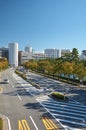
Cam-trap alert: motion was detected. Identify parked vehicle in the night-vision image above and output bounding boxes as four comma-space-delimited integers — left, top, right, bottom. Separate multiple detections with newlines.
4, 79, 9, 83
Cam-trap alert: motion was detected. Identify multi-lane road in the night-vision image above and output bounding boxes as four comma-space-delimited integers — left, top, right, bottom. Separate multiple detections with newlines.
0, 68, 63, 130
27, 71, 86, 106
0, 68, 86, 130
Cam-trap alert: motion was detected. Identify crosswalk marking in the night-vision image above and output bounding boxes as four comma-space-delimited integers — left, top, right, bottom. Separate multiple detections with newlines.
38, 97, 86, 108
37, 95, 86, 129
42, 101, 86, 111
42, 102, 86, 114
42, 117, 58, 130
48, 109, 86, 117
60, 119, 86, 127
18, 120, 30, 130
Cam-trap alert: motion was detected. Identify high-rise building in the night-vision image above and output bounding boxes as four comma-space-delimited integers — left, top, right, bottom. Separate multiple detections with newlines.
25, 46, 32, 53
0, 47, 9, 59
9, 42, 18, 67
44, 49, 61, 59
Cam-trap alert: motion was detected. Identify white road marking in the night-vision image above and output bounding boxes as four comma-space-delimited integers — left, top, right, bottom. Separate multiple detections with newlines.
42, 103, 86, 114
37, 100, 67, 130
6, 116, 11, 130
11, 85, 14, 88
30, 116, 39, 130
17, 94, 22, 101
53, 113, 84, 121
37, 96, 86, 130
48, 109, 86, 117
60, 119, 86, 127
37, 97, 86, 108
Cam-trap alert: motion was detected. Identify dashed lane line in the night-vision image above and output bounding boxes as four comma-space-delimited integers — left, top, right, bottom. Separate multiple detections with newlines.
17, 94, 22, 101
30, 116, 39, 130
11, 85, 14, 88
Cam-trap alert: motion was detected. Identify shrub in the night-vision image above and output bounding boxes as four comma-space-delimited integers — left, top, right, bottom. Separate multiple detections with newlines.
51, 91, 68, 100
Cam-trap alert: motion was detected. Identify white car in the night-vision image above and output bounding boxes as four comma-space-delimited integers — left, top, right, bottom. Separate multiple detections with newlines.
4, 79, 9, 83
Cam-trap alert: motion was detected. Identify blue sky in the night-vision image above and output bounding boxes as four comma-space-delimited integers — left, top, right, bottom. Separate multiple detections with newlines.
0, 0, 86, 54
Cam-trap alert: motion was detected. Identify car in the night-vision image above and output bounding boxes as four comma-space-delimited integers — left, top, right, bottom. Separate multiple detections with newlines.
4, 79, 9, 83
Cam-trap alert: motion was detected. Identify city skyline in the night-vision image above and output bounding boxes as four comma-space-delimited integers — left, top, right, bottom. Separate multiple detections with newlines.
0, 0, 86, 54
0, 42, 84, 55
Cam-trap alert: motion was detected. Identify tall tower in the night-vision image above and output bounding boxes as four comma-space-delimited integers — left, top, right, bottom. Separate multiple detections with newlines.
9, 42, 18, 67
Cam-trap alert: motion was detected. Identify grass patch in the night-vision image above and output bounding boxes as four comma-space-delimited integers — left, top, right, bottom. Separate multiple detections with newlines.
0, 118, 3, 130
50, 91, 68, 100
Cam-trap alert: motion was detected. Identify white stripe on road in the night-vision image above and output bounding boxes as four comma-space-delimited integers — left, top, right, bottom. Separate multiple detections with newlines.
53, 113, 84, 121
37, 97, 86, 108
37, 100, 67, 130
42, 103, 86, 114
37, 97, 86, 129
60, 119, 86, 127
11, 85, 14, 88
17, 94, 22, 101
41, 101, 86, 111
30, 116, 39, 130
48, 109, 86, 117
6, 116, 11, 130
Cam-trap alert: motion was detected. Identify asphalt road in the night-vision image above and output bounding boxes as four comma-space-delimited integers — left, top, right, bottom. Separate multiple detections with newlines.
0, 68, 86, 130
26, 71, 86, 106
26, 71, 86, 130
0, 68, 62, 130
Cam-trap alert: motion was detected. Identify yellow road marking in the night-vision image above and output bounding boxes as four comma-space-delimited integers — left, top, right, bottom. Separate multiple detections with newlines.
42, 117, 59, 130
18, 120, 30, 130
0, 87, 3, 93
18, 121, 23, 130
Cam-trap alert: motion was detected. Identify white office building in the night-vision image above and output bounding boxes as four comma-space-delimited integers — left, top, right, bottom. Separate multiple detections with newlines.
32, 52, 48, 60
25, 46, 32, 53
21, 51, 32, 64
9, 42, 18, 67
44, 49, 61, 58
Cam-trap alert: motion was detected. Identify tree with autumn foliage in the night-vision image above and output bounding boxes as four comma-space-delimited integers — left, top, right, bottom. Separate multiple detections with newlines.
62, 61, 73, 79
23, 48, 86, 84
0, 58, 8, 71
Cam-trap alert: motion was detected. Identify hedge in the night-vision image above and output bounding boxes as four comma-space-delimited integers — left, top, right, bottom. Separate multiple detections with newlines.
50, 91, 68, 100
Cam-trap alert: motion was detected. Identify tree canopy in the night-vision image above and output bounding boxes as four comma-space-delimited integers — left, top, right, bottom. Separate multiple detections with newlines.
23, 48, 86, 83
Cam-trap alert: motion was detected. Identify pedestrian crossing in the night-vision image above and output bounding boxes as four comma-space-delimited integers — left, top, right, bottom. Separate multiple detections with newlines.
36, 96, 86, 130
